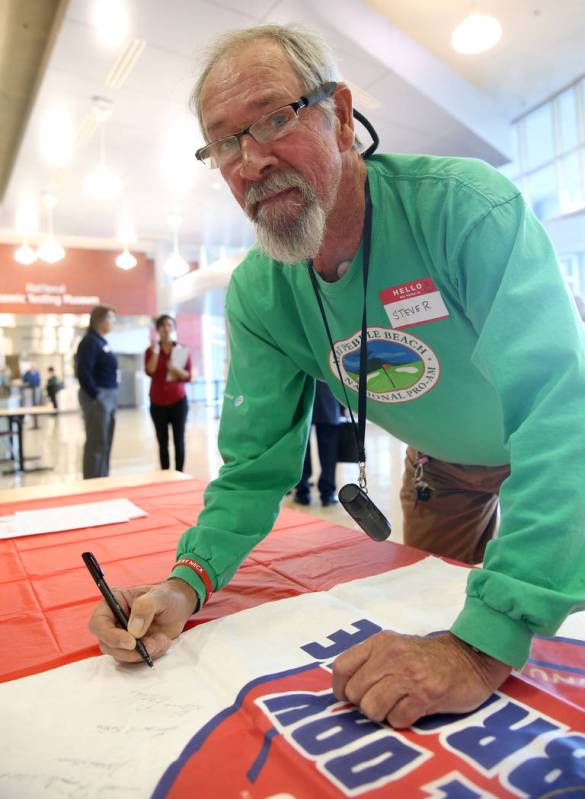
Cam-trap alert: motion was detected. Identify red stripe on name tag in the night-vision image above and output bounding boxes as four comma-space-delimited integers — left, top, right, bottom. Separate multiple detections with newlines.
380, 278, 437, 304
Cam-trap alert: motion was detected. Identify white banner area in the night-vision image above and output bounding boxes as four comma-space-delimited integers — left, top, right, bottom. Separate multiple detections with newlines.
1, 557, 584, 799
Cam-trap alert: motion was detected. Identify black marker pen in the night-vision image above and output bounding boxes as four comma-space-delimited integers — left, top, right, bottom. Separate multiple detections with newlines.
82, 551, 153, 668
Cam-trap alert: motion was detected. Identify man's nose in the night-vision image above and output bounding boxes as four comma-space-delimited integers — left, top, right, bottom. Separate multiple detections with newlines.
238, 135, 277, 180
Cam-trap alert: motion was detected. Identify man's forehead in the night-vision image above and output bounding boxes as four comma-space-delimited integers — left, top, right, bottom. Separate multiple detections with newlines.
200, 41, 303, 133
206, 38, 293, 81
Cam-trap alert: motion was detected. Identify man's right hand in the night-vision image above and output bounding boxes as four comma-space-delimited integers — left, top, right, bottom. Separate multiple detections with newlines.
88, 579, 198, 664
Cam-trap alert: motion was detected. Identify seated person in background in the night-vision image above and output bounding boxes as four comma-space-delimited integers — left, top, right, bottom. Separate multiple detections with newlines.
145, 314, 192, 472
294, 380, 340, 506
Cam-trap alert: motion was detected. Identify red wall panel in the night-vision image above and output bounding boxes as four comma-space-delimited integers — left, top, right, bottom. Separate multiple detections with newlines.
0, 244, 156, 316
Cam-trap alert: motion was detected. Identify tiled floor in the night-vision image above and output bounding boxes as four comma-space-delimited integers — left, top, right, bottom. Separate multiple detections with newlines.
0, 404, 407, 542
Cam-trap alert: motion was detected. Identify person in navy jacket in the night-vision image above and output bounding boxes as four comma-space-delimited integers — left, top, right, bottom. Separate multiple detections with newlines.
76, 305, 118, 479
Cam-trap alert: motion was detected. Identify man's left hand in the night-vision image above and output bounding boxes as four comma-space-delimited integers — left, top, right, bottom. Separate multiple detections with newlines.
332, 630, 512, 728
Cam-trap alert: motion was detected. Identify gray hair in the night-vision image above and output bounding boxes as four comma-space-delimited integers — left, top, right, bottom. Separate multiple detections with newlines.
191, 24, 340, 139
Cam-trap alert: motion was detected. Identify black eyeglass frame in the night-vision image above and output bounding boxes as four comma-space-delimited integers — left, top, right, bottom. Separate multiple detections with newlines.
195, 80, 338, 166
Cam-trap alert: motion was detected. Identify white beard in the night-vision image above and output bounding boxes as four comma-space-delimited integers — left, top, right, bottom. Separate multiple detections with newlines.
255, 200, 326, 263
245, 169, 327, 264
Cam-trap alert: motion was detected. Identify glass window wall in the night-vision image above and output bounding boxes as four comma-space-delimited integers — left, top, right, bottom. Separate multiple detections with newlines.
502, 75, 585, 222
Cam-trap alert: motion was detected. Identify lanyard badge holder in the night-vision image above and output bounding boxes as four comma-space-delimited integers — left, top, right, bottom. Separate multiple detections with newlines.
308, 176, 392, 542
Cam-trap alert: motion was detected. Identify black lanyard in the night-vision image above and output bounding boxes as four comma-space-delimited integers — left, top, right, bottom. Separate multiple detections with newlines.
308, 178, 373, 489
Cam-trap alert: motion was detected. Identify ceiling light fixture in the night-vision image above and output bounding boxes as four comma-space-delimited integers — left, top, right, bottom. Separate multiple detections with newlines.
116, 215, 137, 268
451, 13, 502, 54
39, 107, 75, 168
15, 193, 39, 238
84, 99, 123, 200
162, 116, 198, 194
92, 0, 130, 48
84, 160, 123, 200
116, 215, 136, 244
14, 243, 38, 265
37, 193, 65, 264
75, 110, 101, 152
37, 238, 66, 265
163, 215, 190, 278
115, 249, 137, 270
106, 38, 146, 88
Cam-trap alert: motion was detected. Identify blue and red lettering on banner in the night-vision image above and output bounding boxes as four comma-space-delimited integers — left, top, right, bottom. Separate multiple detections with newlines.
152, 620, 585, 799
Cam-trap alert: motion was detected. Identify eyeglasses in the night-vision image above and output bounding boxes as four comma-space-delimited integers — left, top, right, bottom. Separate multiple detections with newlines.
195, 81, 337, 170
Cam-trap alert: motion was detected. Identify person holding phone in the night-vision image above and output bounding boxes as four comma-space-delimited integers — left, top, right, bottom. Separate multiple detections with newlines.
145, 314, 192, 471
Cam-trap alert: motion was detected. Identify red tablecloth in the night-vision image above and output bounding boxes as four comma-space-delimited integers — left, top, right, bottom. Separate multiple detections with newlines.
1, 478, 583, 713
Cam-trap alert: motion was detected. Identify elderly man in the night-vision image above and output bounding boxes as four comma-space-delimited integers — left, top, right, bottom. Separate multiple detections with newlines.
90, 24, 585, 728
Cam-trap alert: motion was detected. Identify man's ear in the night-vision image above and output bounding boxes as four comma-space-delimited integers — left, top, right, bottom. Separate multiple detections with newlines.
333, 83, 356, 153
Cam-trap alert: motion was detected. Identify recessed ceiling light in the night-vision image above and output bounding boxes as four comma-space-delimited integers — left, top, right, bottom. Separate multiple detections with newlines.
92, 0, 130, 48
451, 13, 502, 55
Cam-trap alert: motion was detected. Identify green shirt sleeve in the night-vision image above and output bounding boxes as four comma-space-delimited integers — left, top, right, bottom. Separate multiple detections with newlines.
172, 269, 315, 599
449, 191, 585, 667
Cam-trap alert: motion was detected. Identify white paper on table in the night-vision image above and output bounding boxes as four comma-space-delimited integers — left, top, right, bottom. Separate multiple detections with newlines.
166, 345, 189, 381
0, 517, 18, 536
0, 498, 146, 539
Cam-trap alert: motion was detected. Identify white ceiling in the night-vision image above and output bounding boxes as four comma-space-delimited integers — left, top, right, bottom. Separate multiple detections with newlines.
367, 0, 585, 119
0, 0, 583, 256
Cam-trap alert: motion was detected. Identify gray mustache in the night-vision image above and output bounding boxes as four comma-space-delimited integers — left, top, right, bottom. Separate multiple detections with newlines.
244, 171, 315, 217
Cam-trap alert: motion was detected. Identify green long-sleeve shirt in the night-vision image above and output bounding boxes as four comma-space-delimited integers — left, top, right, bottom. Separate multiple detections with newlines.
173, 153, 585, 668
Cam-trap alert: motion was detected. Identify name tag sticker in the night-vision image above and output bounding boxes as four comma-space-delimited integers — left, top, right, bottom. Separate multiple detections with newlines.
380, 278, 449, 329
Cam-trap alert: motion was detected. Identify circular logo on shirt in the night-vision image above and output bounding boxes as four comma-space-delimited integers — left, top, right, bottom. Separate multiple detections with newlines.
330, 327, 440, 403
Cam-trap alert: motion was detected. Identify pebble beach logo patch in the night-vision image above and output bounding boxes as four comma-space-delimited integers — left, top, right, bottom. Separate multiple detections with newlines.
331, 327, 440, 404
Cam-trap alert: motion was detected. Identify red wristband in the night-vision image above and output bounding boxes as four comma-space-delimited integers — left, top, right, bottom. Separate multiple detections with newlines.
173, 558, 213, 605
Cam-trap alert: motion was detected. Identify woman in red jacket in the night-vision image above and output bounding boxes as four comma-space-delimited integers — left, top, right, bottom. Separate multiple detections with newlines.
145, 315, 192, 471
